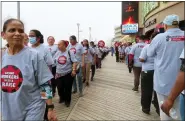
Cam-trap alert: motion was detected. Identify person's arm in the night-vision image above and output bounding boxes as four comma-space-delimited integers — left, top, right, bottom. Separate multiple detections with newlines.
161, 59, 185, 116
139, 46, 147, 62
70, 52, 78, 76
35, 53, 57, 120
147, 35, 161, 57
168, 59, 185, 102
128, 45, 136, 65
81, 46, 86, 67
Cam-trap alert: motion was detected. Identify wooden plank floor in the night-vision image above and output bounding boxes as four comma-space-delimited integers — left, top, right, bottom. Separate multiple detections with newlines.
54, 55, 160, 120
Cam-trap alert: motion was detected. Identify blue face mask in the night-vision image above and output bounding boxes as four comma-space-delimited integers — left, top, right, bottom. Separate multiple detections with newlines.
29, 37, 37, 45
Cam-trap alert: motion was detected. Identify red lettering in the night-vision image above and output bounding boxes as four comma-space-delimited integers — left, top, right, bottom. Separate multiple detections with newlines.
170, 36, 185, 42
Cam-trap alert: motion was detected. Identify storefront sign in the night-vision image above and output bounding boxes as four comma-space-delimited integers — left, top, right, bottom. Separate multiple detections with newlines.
145, 18, 157, 28
122, 24, 138, 34
121, 2, 139, 34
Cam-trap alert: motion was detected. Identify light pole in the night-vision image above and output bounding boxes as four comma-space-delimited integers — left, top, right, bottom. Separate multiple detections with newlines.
89, 27, 91, 41
77, 23, 80, 42
17, 1, 20, 19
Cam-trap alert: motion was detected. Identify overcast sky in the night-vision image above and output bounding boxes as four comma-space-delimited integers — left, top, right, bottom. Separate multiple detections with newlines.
1, 2, 121, 46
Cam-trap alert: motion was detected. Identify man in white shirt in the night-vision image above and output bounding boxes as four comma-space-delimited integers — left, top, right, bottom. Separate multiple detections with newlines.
147, 14, 184, 120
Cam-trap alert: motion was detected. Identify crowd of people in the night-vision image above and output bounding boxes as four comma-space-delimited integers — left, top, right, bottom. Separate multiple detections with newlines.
1, 18, 110, 120
1, 14, 184, 121
113, 14, 184, 121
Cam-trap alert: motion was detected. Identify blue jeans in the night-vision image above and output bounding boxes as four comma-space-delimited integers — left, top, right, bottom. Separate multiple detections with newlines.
125, 55, 128, 65
180, 94, 185, 121
73, 67, 83, 93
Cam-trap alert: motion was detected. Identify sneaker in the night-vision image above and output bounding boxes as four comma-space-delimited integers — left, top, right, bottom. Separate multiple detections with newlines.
86, 82, 89, 87
72, 90, 77, 94
132, 87, 138, 91
79, 92, 83, 97
91, 77, 94, 81
142, 109, 150, 115
65, 102, 70, 107
59, 98, 64, 104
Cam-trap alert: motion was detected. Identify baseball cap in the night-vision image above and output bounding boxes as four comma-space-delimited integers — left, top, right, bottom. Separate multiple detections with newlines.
163, 14, 179, 26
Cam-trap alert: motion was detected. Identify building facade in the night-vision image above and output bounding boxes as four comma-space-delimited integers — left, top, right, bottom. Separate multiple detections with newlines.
114, 25, 123, 42
139, 2, 184, 37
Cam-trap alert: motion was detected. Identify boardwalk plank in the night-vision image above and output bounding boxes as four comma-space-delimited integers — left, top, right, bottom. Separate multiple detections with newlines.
54, 55, 160, 120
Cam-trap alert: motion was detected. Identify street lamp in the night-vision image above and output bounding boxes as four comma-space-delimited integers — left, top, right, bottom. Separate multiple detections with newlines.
89, 27, 91, 41
17, 1, 20, 19
77, 23, 80, 42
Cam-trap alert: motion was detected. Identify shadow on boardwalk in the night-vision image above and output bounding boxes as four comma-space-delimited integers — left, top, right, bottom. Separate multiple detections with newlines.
54, 55, 160, 120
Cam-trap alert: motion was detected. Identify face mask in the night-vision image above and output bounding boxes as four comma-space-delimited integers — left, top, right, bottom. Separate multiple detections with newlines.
29, 37, 37, 45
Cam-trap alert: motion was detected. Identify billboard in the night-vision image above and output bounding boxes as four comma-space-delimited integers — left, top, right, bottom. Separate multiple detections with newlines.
121, 2, 139, 34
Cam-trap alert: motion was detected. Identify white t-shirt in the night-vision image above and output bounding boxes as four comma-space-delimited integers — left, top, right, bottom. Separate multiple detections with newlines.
46, 44, 58, 67
97, 47, 103, 58
1, 47, 53, 120
68, 43, 85, 64
129, 42, 147, 67
53, 50, 77, 74
139, 44, 154, 71
46, 44, 58, 57
31, 44, 54, 66
83, 47, 95, 63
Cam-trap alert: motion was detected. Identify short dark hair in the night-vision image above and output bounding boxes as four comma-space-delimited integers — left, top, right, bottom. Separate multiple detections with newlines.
70, 35, 77, 41
139, 35, 146, 40
150, 32, 159, 40
30, 29, 44, 43
3, 18, 24, 32
90, 41, 94, 45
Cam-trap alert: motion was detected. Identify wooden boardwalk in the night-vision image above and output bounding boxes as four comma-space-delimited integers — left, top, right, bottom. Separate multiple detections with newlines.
54, 55, 160, 120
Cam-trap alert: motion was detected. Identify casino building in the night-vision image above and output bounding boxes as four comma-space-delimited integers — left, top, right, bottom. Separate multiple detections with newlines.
139, 2, 184, 38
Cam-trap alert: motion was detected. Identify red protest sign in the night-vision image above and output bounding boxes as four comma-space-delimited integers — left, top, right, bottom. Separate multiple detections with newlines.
98, 40, 105, 48
114, 42, 120, 47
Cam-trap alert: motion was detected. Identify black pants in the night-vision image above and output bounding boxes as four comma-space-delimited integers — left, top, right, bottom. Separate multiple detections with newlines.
141, 70, 154, 112
44, 104, 48, 121
116, 52, 119, 62
91, 65, 96, 79
152, 91, 160, 115
57, 73, 74, 103
51, 66, 57, 94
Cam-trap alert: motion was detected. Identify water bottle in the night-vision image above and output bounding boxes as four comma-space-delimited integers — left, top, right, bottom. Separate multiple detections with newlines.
160, 101, 179, 120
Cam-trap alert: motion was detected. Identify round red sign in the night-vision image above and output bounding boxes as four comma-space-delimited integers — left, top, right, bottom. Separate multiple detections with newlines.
1, 65, 23, 93
114, 42, 120, 47
98, 40, 105, 48
58, 56, 67, 65
70, 48, 76, 54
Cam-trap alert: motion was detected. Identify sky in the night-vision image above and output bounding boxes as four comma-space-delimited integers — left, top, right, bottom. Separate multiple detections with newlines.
1, 2, 121, 47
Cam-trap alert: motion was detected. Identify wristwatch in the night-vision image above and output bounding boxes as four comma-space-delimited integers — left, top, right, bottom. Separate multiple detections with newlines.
47, 104, 54, 110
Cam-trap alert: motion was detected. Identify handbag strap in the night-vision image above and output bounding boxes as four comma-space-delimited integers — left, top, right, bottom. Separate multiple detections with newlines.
68, 51, 73, 64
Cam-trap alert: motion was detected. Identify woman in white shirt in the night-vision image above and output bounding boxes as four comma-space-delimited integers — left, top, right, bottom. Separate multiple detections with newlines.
29, 30, 54, 69
53, 40, 77, 107
1, 18, 57, 121
82, 39, 95, 86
